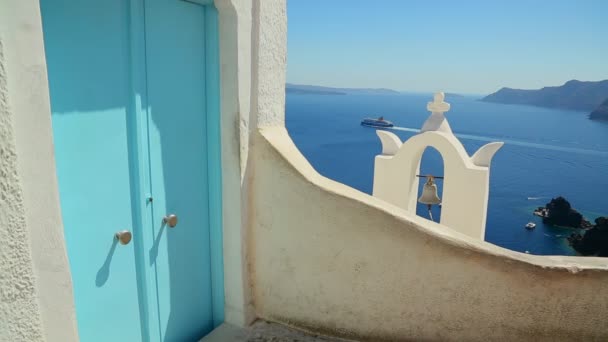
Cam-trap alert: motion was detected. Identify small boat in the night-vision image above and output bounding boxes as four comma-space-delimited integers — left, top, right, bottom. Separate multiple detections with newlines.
525, 222, 536, 230
361, 116, 394, 128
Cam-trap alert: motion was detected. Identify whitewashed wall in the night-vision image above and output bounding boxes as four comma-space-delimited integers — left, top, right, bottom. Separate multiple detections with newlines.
252, 127, 608, 341
214, 0, 255, 327
0, 1, 78, 341
215, 0, 288, 326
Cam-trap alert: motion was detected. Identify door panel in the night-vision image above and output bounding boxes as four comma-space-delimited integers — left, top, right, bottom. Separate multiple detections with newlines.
144, 1, 214, 340
41, 1, 145, 341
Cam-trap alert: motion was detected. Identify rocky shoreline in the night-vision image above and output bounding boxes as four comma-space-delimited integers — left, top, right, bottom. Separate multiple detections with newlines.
532, 197, 608, 256
589, 98, 608, 120
568, 217, 608, 257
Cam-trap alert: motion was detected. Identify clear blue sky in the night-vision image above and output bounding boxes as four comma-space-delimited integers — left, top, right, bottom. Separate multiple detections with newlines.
287, 0, 608, 94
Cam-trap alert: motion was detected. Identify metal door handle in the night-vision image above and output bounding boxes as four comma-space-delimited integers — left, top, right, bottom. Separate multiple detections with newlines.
115, 230, 132, 245
163, 214, 178, 228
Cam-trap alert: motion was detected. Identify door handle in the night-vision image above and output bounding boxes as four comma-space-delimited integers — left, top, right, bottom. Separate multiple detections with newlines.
163, 214, 178, 228
115, 230, 132, 245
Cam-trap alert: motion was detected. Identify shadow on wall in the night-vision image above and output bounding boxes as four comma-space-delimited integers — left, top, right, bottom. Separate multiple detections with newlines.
95, 239, 118, 287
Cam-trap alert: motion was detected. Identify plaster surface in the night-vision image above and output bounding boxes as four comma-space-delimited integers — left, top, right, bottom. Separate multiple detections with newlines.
251, 126, 608, 341
251, 0, 287, 128
0, 1, 84, 340
0, 37, 44, 342
215, 0, 256, 327
214, 0, 287, 327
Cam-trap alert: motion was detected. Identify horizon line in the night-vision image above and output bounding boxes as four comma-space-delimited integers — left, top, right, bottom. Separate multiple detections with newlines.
286, 78, 608, 97
285, 83, 487, 96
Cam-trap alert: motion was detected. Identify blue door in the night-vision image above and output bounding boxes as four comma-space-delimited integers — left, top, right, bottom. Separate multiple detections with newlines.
41, 0, 223, 340
144, 0, 219, 340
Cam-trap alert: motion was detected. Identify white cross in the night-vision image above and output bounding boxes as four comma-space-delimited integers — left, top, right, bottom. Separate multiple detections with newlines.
421, 92, 453, 133
427, 92, 450, 114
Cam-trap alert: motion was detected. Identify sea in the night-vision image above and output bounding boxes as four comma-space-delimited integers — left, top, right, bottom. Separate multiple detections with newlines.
286, 93, 608, 256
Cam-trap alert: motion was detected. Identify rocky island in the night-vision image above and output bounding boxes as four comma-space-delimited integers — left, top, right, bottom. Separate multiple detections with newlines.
568, 217, 608, 256
589, 97, 608, 120
481, 80, 608, 120
533, 196, 592, 228
534, 197, 608, 256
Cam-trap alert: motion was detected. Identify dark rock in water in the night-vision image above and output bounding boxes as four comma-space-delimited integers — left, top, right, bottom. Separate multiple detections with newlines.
541, 196, 591, 228
481, 79, 608, 112
589, 98, 608, 120
569, 217, 608, 257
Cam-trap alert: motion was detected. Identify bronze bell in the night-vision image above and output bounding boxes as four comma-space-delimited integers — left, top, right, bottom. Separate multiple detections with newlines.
418, 175, 441, 205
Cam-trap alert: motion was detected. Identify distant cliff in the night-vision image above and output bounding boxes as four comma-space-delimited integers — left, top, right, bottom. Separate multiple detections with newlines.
589, 98, 608, 120
481, 80, 608, 112
286, 87, 346, 95
445, 93, 464, 98
286, 83, 400, 95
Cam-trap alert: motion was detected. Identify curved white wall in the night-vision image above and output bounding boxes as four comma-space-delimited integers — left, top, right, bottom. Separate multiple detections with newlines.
251, 127, 608, 341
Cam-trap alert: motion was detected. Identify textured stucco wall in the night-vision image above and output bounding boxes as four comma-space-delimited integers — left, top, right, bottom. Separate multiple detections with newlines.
251, 0, 287, 128
251, 127, 608, 341
0, 37, 44, 342
213, 0, 287, 327
0, 1, 78, 341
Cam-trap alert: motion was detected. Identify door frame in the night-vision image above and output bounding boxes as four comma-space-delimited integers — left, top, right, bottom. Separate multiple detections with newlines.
203, 4, 225, 329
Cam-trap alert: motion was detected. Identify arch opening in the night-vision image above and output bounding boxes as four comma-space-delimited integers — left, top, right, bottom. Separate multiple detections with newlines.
416, 146, 445, 222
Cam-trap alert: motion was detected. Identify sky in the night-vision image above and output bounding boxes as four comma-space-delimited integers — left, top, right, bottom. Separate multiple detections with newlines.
286, 0, 608, 94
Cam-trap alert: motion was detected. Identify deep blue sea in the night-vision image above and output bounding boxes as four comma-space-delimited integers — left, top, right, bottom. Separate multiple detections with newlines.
286, 93, 608, 255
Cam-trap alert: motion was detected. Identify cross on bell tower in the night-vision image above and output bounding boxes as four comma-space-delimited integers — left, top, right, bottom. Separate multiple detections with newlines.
421, 92, 452, 133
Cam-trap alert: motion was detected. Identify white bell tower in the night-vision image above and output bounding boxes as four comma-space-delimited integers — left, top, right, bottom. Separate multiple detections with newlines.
372, 92, 503, 240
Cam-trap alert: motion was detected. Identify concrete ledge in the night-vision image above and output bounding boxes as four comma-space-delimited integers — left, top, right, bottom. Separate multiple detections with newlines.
201, 321, 345, 342
200, 323, 248, 342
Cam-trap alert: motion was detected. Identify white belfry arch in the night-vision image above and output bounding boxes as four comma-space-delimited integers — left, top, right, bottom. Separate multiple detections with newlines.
372, 92, 503, 239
